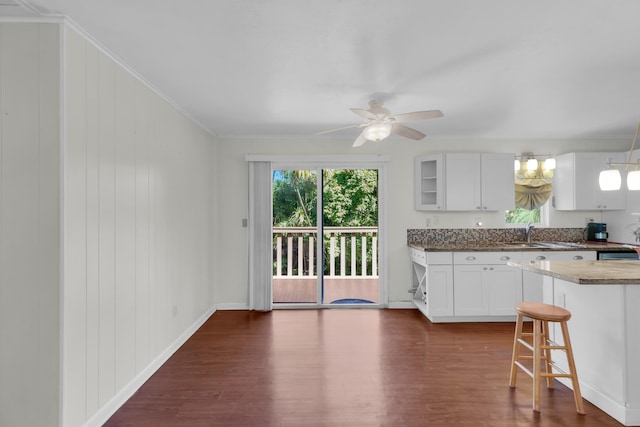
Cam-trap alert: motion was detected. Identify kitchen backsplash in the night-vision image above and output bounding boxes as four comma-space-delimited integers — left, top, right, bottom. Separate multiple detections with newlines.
407, 227, 586, 245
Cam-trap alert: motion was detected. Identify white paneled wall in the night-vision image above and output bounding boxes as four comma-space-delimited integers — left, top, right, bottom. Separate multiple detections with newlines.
63, 27, 216, 426
0, 23, 61, 427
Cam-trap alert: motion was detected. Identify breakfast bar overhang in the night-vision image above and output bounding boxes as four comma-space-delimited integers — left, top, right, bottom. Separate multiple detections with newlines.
508, 260, 640, 426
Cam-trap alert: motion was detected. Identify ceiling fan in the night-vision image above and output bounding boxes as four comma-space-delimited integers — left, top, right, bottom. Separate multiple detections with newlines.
317, 100, 444, 147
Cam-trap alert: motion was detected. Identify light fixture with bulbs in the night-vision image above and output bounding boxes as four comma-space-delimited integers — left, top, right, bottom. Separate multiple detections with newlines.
514, 153, 556, 171
363, 122, 392, 142
599, 123, 640, 191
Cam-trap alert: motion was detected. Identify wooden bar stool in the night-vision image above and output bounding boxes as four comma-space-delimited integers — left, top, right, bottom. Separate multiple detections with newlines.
509, 301, 585, 414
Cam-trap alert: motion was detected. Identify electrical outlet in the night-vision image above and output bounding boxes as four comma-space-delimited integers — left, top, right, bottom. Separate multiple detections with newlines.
585, 217, 594, 226
425, 216, 432, 227
433, 216, 440, 225
474, 216, 483, 227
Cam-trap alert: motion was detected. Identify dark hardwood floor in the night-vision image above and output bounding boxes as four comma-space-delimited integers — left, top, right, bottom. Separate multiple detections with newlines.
104, 309, 623, 426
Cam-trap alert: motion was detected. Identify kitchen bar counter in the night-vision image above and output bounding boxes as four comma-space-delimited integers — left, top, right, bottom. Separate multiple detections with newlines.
508, 260, 640, 426
508, 260, 640, 284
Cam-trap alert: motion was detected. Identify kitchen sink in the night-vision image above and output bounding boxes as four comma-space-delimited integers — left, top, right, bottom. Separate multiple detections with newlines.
503, 241, 587, 249
504, 242, 551, 248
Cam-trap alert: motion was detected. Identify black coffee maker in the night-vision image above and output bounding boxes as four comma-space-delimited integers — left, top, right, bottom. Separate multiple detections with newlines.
587, 222, 608, 242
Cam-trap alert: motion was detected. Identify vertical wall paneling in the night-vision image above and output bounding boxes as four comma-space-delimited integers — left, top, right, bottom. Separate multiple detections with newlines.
63, 27, 88, 427
134, 83, 151, 371
36, 23, 62, 425
97, 50, 116, 406
84, 40, 100, 417
0, 23, 61, 427
113, 65, 136, 391
61, 25, 216, 426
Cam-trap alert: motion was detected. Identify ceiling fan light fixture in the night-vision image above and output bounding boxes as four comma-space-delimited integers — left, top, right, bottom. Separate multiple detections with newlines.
599, 169, 622, 191
363, 122, 392, 141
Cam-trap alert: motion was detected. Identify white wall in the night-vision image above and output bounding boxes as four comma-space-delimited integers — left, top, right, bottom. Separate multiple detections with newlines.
217, 136, 628, 306
0, 23, 61, 427
62, 27, 217, 426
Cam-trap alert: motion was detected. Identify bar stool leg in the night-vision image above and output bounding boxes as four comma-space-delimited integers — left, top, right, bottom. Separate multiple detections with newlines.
560, 321, 585, 415
533, 319, 542, 412
509, 313, 524, 387
542, 320, 554, 389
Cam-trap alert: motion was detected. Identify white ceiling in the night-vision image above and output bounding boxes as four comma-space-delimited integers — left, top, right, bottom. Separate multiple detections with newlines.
7, 0, 640, 141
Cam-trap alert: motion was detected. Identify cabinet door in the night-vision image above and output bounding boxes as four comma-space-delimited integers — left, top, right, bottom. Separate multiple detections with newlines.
426, 265, 454, 317
486, 265, 523, 315
481, 153, 515, 211
521, 251, 549, 302
415, 154, 444, 210
521, 251, 596, 302
453, 265, 486, 315
445, 153, 481, 210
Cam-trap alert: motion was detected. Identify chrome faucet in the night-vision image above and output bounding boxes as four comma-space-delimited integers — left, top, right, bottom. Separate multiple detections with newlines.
526, 223, 535, 243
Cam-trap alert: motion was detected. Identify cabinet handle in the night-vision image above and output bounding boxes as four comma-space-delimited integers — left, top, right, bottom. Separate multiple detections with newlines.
500, 256, 510, 261
483, 206, 487, 210
466, 256, 476, 261
476, 206, 481, 210
573, 255, 583, 260
535, 256, 546, 260
489, 267, 494, 270
483, 267, 487, 270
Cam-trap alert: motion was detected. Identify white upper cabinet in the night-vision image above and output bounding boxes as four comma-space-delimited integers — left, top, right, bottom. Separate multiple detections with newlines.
445, 153, 515, 211
553, 152, 627, 210
415, 154, 445, 210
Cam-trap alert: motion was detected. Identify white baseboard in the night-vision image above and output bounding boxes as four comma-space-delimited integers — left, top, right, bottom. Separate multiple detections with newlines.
82, 306, 216, 427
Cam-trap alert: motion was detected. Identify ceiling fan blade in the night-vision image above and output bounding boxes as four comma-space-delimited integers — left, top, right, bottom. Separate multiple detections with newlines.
391, 110, 444, 123
352, 131, 368, 147
316, 123, 362, 135
391, 124, 426, 141
350, 108, 377, 120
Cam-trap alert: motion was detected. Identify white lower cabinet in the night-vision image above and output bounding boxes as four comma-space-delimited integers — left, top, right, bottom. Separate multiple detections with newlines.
409, 249, 453, 320
410, 248, 596, 323
453, 252, 522, 317
521, 251, 596, 303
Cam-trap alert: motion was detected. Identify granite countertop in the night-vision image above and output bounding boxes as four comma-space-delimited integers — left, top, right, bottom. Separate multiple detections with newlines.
408, 241, 638, 252
508, 260, 640, 285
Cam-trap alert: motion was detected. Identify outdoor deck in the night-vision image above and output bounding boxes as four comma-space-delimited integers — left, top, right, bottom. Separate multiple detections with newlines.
273, 277, 379, 304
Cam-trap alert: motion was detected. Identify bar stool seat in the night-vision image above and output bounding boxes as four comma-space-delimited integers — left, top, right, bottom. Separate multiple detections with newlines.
509, 301, 585, 414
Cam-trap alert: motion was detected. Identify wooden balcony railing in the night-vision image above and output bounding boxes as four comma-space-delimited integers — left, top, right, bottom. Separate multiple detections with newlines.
273, 226, 378, 279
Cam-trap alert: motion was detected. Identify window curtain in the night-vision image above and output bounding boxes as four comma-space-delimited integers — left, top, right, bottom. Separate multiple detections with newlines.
248, 161, 273, 311
515, 164, 553, 210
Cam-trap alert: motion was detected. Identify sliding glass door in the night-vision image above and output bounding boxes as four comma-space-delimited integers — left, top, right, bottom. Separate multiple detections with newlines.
272, 168, 379, 306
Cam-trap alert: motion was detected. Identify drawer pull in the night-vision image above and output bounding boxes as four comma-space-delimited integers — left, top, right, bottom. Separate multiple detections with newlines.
500, 256, 510, 261
573, 255, 583, 260
535, 256, 546, 260
466, 256, 476, 261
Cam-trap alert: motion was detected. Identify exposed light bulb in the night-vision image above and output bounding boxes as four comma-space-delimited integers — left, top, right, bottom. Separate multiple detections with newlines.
599, 169, 622, 191
543, 158, 556, 170
514, 159, 520, 171
526, 158, 538, 171
363, 123, 392, 141
627, 170, 640, 190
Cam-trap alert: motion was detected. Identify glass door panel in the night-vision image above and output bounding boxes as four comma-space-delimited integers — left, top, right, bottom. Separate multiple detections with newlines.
322, 169, 379, 305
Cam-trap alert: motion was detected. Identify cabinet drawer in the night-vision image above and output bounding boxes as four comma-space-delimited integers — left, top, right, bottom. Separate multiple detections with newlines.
521, 250, 596, 262
453, 251, 521, 265
426, 252, 452, 265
